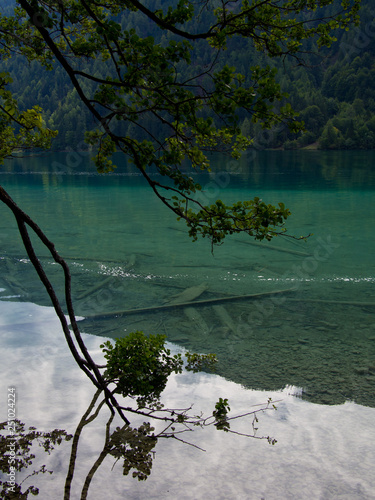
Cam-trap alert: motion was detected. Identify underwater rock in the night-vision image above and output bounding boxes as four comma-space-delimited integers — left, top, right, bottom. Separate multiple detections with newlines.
354, 367, 368, 375
298, 338, 309, 345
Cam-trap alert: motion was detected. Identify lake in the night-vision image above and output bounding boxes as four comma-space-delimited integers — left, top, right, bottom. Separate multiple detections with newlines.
0, 150, 375, 499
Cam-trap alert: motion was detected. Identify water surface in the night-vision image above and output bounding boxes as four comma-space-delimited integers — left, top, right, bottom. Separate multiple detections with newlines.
1, 150, 374, 406
1, 150, 375, 498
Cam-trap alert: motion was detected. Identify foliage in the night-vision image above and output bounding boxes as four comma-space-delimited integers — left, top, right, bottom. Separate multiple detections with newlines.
212, 397, 231, 432
262, 0, 375, 150
101, 331, 217, 406
101, 331, 184, 406
183, 197, 292, 245
109, 422, 157, 481
0, 420, 72, 498
0, 71, 57, 163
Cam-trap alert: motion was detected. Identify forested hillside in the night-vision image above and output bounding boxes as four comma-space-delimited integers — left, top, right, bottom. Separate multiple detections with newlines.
1, 0, 374, 150
279, 0, 375, 150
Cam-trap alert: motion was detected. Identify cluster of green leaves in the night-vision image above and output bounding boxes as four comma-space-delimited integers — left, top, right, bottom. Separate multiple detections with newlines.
177, 197, 291, 246
212, 398, 231, 432
0, 71, 57, 163
0, 420, 72, 498
101, 331, 217, 407
209, 0, 360, 52
101, 331, 182, 407
109, 422, 157, 481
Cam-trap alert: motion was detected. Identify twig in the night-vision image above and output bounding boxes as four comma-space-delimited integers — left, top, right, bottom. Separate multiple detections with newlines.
234, 238, 311, 257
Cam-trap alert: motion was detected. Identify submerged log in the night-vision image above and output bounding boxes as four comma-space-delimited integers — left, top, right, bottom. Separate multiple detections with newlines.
80, 287, 297, 320
287, 298, 375, 307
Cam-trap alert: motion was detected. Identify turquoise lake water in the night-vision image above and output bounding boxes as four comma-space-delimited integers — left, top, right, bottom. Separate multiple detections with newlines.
1, 150, 374, 406
0, 150, 375, 498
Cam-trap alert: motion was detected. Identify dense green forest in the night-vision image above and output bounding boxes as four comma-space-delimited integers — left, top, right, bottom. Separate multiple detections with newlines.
1, 0, 375, 150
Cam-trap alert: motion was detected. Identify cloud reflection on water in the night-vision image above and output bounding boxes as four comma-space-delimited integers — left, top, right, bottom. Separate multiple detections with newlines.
0, 300, 374, 500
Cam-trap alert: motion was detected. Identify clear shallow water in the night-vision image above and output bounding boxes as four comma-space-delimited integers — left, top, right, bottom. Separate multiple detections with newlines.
1, 150, 375, 498
1, 150, 374, 407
